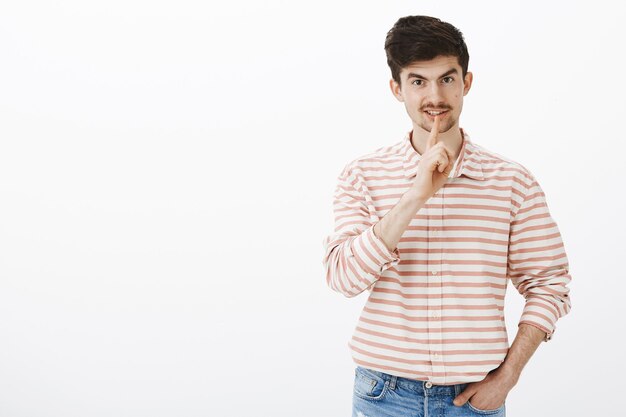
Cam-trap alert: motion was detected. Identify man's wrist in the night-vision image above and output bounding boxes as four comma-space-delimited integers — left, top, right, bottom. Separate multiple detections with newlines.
492, 364, 520, 388
404, 188, 429, 207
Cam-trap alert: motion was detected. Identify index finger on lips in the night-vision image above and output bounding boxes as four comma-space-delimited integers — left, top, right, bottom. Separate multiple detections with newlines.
425, 115, 441, 150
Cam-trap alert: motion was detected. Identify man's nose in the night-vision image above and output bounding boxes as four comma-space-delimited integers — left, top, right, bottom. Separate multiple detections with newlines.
426, 82, 444, 101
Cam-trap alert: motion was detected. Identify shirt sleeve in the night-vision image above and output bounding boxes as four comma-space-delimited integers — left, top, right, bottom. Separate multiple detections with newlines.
507, 174, 572, 342
322, 164, 401, 297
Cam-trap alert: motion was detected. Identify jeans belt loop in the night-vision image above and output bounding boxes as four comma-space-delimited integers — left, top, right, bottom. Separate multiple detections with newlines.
389, 375, 397, 390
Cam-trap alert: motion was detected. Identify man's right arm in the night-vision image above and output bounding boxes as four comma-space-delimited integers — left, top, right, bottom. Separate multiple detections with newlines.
373, 189, 428, 253
321, 168, 424, 298
322, 115, 452, 297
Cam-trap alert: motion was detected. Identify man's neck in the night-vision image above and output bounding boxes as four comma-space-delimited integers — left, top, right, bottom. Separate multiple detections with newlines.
411, 123, 464, 162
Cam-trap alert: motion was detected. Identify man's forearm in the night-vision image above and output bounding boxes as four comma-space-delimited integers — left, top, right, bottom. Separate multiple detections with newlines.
373, 190, 427, 252
496, 323, 546, 384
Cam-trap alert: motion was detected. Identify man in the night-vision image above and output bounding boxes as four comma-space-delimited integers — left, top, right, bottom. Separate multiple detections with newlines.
321, 15, 572, 417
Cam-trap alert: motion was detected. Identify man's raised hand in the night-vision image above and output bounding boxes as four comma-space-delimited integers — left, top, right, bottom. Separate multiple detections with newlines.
411, 115, 456, 201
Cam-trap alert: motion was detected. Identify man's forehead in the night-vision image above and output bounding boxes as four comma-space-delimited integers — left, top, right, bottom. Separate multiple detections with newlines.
401, 56, 461, 76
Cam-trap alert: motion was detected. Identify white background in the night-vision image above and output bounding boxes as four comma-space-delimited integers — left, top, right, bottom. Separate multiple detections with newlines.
0, 1, 624, 416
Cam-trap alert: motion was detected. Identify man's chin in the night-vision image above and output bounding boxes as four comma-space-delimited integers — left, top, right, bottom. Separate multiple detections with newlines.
419, 119, 455, 133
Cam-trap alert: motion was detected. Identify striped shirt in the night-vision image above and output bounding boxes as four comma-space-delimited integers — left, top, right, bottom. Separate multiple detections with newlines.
321, 128, 572, 385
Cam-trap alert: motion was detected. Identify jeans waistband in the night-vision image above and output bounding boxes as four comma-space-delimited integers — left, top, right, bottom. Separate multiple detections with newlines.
356, 366, 467, 396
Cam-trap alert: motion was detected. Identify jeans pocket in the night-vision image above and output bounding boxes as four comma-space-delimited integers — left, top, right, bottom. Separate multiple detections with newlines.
455, 382, 505, 415
467, 398, 505, 415
353, 366, 390, 401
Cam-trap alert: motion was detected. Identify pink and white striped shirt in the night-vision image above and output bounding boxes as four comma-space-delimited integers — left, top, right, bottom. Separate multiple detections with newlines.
322, 128, 572, 385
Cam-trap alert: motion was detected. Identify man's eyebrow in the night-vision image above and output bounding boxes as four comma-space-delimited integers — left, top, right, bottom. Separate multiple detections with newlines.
406, 68, 459, 80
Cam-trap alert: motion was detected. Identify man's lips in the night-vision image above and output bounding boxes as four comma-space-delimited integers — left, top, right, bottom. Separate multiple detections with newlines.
423, 110, 450, 119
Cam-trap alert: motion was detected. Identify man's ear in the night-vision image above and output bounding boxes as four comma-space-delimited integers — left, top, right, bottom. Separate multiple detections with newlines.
463, 71, 473, 96
389, 78, 404, 102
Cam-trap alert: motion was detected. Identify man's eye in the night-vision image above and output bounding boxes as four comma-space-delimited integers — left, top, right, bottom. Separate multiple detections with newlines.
442, 76, 454, 83
411, 79, 423, 86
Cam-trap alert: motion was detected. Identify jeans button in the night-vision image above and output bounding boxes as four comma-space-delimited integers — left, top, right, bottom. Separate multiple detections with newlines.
425, 381, 433, 388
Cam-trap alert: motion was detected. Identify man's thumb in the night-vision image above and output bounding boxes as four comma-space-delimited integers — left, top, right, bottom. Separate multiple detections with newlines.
453, 395, 468, 406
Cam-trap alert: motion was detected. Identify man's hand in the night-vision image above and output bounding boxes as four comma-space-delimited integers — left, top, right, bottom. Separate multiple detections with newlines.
411, 115, 456, 201
452, 366, 517, 410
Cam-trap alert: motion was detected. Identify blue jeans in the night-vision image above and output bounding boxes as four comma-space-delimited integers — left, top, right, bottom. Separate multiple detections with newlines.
352, 366, 506, 417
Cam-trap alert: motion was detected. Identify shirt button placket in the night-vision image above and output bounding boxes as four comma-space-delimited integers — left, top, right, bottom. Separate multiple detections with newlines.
427, 192, 445, 384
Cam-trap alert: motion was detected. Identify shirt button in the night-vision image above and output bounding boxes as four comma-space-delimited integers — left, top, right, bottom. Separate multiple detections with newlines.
425, 381, 433, 388
433, 353, 439, 359
431, 270, 438, 275
432, 313, 439, 319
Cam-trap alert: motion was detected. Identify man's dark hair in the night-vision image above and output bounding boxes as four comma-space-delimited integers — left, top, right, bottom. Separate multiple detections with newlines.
384, 15, 469, 87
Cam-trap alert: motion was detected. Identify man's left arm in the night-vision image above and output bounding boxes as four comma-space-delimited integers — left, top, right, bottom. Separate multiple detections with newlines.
453, 323, 545, 408
454, 172, 573, 409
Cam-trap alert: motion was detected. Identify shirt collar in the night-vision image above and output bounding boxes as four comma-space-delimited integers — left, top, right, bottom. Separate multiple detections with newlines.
401, 127, 485, 181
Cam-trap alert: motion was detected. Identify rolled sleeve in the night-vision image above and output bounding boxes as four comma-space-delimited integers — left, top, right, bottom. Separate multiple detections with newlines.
507, 175, 572, 342
350, 224, 400, 276
322, 165, 401, 297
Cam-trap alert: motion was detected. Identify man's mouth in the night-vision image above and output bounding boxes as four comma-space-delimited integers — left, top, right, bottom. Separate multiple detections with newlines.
423, 109, 449, 119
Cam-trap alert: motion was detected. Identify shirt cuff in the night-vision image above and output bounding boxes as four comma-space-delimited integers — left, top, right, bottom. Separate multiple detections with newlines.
518, 320, 553, 342
348, 224, 400, 276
